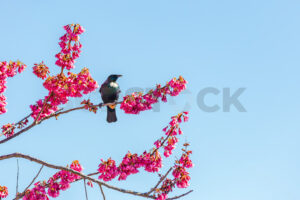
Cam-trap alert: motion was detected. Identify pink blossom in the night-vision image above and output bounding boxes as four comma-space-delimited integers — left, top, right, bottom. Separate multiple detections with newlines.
98, 158, 119, 181
1, 123, 15, 138
156, 193, 167, 200
179, 153, 193, 168
47, 181, 60, 198
0, 61, 26, 114
87, 181, 93, 187
23, 160, 83, 200
120, 76, 187, 114
55, 24, 85, 70
141, 151, 162, 173
31, 66, 98, 121
23, 182, 49, 200
0, 185, 8, 198
33, 62, 49, 79
97, 112, 189, 183
154, 140, 162, 148
160, 178, 173, 193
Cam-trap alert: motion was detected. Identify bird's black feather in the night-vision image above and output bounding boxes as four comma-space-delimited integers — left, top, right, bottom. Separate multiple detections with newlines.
100, 75, 122, 123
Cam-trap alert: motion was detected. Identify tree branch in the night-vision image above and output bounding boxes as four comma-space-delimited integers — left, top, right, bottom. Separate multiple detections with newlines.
0, 123, 37, 145
0, 153, 156, 199
0, 153, 192, 199
0, 101, 120, 145
33, 93, 53, 125
0, 84, 171, 144
98, 183, 106, 200
147, 167, 173, 195
167, 190, 193, 200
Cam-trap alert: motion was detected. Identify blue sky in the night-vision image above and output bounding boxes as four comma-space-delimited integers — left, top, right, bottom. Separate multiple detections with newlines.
0, 0, 300, 199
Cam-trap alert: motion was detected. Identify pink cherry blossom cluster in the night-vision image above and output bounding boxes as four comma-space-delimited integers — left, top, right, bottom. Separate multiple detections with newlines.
97, 158, 118, 181
115, 152, 141, 180
43, 68, 98, 102
1, 119, 28, 138
155, 112, 189, 157
1, 123, 15, 138
98, 151, 162, 182
119, 151, 163, 180
0, 185, 8, 198
23, 182, 49, 200
23, 160, 83, 200
172, 149, 193, 188
33, 62, 49, 79
156, 179, 173, 200
97, 112, 189, 183
30, 25, 98, 121
31, 68, 98, 121
155, 145, 193, 200
120, 76, 187, 114
30, 98, 58, 121
0, 61, 26, 114
55, 24, 84, 70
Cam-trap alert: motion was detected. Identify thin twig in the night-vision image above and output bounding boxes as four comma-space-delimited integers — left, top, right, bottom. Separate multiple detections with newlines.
147, 167, 173, 195
84, 179, 89, 200
167, 190, 193, 200
86, 171, 100, 177
24, 165, 44, 192
33, 93, 53, 125
15, 165, 44, 200
150, 114, 183, 157
151, 126, 177, 156
16, 159, 19, 196
98, 183, 106, 200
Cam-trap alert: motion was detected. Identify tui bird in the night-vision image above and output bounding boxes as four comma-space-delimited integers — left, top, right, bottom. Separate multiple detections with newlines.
100, 74, 122, 123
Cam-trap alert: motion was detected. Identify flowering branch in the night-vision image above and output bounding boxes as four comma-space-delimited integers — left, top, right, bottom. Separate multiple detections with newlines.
0, 153, 192, 200
0, 113, 30, 138
0, 101, 110, 144
0, 75, 186, 145
167, 190, 193, 200
0, 153, 157, 199
1, 111, 192, 200
33, 93, 53, 125
147, 167, 173, 195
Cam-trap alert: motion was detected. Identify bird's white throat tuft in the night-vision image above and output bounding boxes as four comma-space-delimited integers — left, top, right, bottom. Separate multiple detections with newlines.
109, 82, 119, 88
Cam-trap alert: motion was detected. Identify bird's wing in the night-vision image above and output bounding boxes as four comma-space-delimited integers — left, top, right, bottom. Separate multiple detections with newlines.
99, 83, 106, 94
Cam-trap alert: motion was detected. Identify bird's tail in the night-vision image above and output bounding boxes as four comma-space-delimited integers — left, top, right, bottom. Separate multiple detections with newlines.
107, 106, 117, 123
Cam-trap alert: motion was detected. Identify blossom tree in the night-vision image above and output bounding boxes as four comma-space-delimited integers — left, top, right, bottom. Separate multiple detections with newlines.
0, 24, 193, 200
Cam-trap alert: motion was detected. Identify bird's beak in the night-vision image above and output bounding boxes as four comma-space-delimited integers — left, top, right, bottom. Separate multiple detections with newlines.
117, 75, 122, 77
